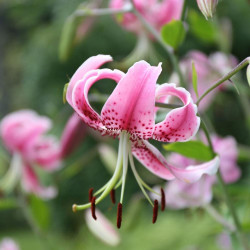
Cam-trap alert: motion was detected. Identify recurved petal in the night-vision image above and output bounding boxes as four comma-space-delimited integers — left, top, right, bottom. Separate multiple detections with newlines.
132, 140, 175, 180
153, 84, 200, 142
67, 55, 113, 106
102, 61, 162, 139
21, 163, 57, 200
72, 69, 124, 134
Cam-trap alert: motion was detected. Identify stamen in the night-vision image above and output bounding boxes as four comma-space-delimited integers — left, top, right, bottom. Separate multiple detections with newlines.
161, 188, 166, 211
110, 189, 116, 204
117, 202, 123, 229
91, 197, 97, 220
89, 188, 94, 202
152, 200, 158, 224
72, 204, 77, 213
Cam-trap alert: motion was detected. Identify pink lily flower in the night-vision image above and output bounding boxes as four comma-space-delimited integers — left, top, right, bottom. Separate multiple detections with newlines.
0, 110, 61, 199
66, 54, 219, 226
60, 113, 87, 159
159, 135, 241, 209
85, 209, 120, 246
170, 51, 238, 111
0, 238, 19, 250
110, 0, 184, 35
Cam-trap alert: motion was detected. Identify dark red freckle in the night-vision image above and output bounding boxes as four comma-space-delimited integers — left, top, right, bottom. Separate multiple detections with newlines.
139, 120, 141, 123
115, 112, 118, 115
142, 124, 145, 126
91, 197, 97, 220
161, 188, 166, 211
113, 102, 117, 105
117, 203, 123, 229
134, 126, 137, 129
108, 110, 111, 113
112, 109, 115, 112
88, 188, 94, 202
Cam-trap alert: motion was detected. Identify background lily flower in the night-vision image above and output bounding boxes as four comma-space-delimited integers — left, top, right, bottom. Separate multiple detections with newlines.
110, 0, 184, 35
60, 113, 87, 159
157, 135, 241, 209
0, 238, 19, 250
85, 208, 121, 246
66, 54, 219, 226
196, 0, 219, 19
170, 51, 238, 111
0, 110, 61, 199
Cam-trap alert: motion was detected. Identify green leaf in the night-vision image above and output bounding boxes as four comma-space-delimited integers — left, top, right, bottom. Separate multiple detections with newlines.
30, 195, 50, 230
59, 15, 78, 62
0, 198, 18, 210
161, 20, 185, 50
192, 61, 199, 99
188, 10, 217, 44
163, 141, 214, 161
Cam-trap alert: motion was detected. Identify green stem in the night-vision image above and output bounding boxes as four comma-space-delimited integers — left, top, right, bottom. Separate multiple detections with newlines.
201, 119, 249, 250
155, 102, 182, 109
196, 57, 250, 106
130, 2, 186, 88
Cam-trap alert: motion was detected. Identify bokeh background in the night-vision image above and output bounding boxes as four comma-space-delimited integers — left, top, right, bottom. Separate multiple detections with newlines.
0, 0, 250, 249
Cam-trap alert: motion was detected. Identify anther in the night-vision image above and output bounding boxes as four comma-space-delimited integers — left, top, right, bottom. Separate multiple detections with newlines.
89, 188, 94, 202
72, 204, 77, 213
117, 203, 123, 229
110, 189, 116, 204
91, 196, 97, 220
161, 188, 166, 211
152, 200, 158, 224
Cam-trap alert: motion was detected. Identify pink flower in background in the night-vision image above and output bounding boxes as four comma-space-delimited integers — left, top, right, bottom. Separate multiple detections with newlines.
85, 209, 120, 246
196, 0, 219, 19
0, 238, 19, 250
110, 0, 184, 35
66, 54, 219, 227
0, 110, 61, 199
170, 51, 238, 111
160, 135, 241, 209
60, 113, 87, 158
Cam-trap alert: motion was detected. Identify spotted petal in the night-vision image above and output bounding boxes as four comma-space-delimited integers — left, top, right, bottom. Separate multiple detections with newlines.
72, 69, 125, 134
132, 140, 219, 182
153, 83, 200, 142
67, 54, 113, 106
102, 61, 162, 139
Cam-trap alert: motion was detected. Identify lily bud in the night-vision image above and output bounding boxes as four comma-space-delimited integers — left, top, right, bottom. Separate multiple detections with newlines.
196, 0, 218, 19
247, 64, 250, 87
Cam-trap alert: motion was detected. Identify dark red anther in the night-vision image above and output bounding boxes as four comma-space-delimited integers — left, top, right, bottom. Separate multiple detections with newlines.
161, 188, 166, 211
110, 189, 116, 204
89, 188, 94, 202
117, 203, 123, 229
91, 196, 97, 220
152, 200, 158, 224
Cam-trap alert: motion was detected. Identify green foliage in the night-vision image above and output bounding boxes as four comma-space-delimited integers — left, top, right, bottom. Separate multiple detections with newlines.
161, 20, 185, 50
163, 141, 214, 161
29, 195, 50, 230
192, 61, 199, 98
0, 198, 17, 210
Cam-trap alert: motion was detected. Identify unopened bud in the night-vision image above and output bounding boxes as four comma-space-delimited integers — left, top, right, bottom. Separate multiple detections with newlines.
247, 64, 250, 87
196, 0, 218, 19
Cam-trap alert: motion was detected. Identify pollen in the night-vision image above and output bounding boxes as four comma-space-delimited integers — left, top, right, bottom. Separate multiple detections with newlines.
117, 203, 123, 229
152, 200, 158, 224
91, 197, 97, 220
161, 188, 166, 211
110, 189, 116, 204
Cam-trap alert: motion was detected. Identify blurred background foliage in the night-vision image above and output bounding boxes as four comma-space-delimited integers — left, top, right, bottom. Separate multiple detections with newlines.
0, 0, 250, 249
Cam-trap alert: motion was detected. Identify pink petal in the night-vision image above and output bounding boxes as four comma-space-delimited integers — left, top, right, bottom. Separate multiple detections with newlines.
22, 163, 57, 200
153, 83, 200, 142
0, 110, 51, 153
132, 140, 219, 183
60, 113, 87, 158
85, 209, 120, 246
132, 140, 175, 180
67, 55, 113, 106
102, 61, 162, 139
72, 69, 124, 134
0, 238, 20, 250
25, 136, 61, 171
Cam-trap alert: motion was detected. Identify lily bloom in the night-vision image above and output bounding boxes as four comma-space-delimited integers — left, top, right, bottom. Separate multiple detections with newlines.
85, 208, 120, 246
60, 113, 87, 159
0, 238, 19, 250
170, 51, 238, 111
110, 0, 184, 35
159, 135, 241, 209
196, 0, 218, 19
0, 110, 61, 199
66, 55, 219, 227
